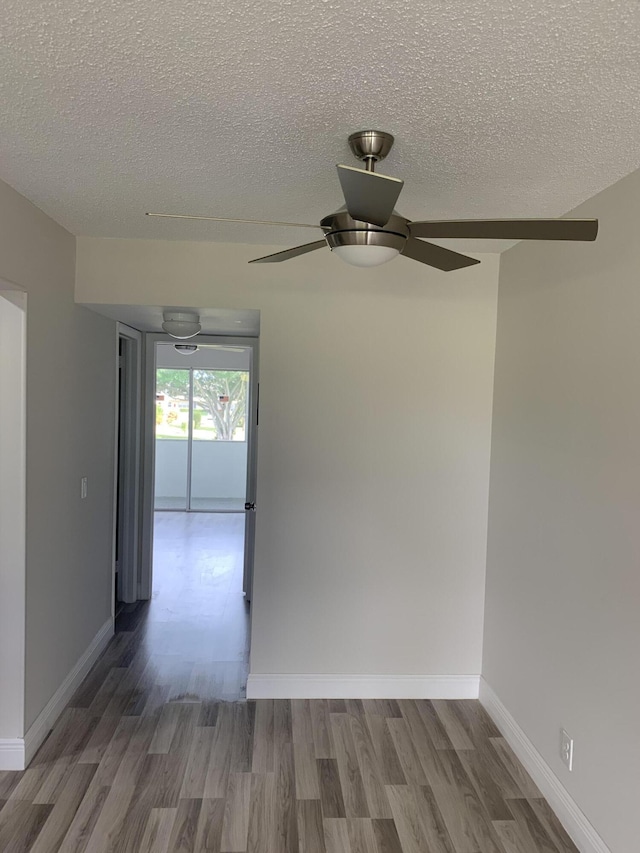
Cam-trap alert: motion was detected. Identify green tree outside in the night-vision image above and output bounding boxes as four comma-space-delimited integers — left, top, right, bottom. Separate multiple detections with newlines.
156, 368, 248, 440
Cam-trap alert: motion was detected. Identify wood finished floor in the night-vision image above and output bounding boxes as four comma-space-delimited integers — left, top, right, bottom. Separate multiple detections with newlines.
0, 514, 577, 852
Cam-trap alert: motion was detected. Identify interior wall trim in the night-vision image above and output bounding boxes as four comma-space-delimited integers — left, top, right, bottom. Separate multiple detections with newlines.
0, 739, 25, 771
22, 617, 114, 769
479, 678, 611, 853
246, 673, 480, 700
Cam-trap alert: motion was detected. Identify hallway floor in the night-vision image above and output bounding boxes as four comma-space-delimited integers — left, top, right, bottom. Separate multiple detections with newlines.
147, 511, 250, 681
0, 514, 577, 852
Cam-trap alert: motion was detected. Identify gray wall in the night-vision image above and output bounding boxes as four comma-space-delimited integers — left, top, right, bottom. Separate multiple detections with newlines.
77, 237, 499, 681
0, 178, 116, 731
483, 169, 640, 853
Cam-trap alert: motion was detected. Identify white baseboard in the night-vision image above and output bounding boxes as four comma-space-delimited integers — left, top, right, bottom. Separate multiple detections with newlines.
6, 618, 114, 770
246, 673, 480, 700
479, 678, 611, 853
0, 739, 26, 771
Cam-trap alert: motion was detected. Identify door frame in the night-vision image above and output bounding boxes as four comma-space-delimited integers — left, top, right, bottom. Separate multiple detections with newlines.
139, 333, 260, 601
0, 284, 27, 763
114, 323, 142, 607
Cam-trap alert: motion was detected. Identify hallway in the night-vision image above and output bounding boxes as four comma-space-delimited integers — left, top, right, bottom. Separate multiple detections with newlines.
0, 514, 577, 852
146, 511, 250, 685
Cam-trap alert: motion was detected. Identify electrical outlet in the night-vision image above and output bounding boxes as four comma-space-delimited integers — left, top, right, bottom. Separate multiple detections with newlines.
560, 728, 574, 771
81, 477, 88, 500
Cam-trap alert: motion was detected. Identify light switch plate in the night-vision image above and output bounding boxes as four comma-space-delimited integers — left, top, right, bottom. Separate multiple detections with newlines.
560, 728, 574, 771
81, 476, 88, 499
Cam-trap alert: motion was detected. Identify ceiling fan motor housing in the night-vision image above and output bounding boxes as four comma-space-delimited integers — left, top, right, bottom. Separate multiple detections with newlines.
320, 209, 409, 254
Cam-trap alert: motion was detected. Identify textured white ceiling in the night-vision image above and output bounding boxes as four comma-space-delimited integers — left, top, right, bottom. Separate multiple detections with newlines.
1, 0, 639, 254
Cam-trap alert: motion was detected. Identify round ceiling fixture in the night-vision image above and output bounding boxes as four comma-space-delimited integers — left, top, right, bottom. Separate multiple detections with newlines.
162, 311, 201, 339
321, 211, 408, 268
325, 229, 406, 268
174, 344, 198, 355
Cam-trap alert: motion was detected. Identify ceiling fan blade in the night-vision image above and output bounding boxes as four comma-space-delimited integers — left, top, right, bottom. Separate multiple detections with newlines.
408, 218, 598, 241
249, 240, 327, 264
401, 237, 480, 271
203, 346, 247, 352
337, 165, 404, 227
146, 212, 321, 229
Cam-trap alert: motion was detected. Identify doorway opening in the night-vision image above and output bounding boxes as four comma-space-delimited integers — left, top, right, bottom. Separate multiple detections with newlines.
154, 344, 251, 512
140, 335, 259, 695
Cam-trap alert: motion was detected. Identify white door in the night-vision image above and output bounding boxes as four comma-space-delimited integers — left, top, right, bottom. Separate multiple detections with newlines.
243, 347, 259, 601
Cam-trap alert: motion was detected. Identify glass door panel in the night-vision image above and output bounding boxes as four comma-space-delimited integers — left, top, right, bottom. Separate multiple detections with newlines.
154, 368, 190, 510
189, 369, 249, 511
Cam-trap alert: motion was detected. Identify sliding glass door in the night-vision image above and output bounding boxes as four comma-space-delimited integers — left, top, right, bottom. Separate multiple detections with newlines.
154, 368, 190, 510
154, 362, 249, 512
189, 368, 248, 510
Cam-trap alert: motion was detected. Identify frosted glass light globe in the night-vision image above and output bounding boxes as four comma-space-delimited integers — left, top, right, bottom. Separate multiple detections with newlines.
162, 312, 201, 339
331, 244, 400, 267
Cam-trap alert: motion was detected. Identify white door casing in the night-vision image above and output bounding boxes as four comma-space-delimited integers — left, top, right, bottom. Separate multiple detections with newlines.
114, 323, 142, 606
140, 333, 259, 605
0, 285, 27, 764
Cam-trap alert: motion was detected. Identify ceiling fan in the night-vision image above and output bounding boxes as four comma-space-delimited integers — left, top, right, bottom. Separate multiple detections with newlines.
174, 344, 247, 354
147, 131, 598, 272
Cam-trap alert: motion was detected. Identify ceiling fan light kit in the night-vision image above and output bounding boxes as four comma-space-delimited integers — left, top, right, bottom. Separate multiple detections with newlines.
325, 227, 405, 267
148, 130, 598, 272
162, 311, 202, 339
331, 242, 400, 268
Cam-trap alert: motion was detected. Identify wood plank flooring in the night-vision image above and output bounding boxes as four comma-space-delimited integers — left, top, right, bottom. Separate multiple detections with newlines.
0, 514, 577, 851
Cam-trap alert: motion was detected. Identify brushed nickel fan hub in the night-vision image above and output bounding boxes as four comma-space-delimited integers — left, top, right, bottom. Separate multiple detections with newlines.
348, 130, 395, 165
324, 229, 407, 254
320, 209, 408, 253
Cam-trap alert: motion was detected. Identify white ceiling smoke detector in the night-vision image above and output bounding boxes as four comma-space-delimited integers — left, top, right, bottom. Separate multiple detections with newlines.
162, 312, 201, 339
